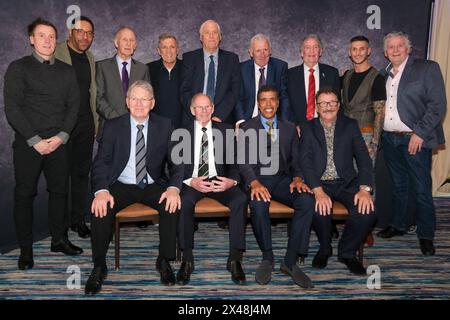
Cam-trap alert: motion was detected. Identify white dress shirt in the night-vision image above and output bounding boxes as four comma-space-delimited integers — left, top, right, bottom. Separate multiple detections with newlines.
383, 56, 412, 132
304, 64, 320, 119
252, 62, 268, 117
116, 55, 132, 81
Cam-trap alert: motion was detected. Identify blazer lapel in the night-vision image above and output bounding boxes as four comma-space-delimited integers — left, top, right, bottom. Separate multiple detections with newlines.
313, 119, 327, 160
266, 59, 275, 84
215, 50, 225, 100
129, 59, 138, 85
397, 56, 414, 95
299, 64, 307, 106
119, 116, 131, 171
318, 63, 326, 87
111, 57, 125, 100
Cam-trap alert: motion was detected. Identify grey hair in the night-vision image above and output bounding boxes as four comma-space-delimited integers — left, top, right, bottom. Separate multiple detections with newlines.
383, 31, 412, 52
127, 80, 154, 98
199, 19, 222, 40
249, 33, 271, 51
190, 92, 213, 109
300, 33, 323, 51
114, 26, 136, 40
158, 33, 178, 47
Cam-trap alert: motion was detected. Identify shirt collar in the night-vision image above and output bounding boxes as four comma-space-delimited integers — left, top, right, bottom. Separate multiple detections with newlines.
130, 115, 149, 129
195, 120, 212, 131
203, 49, 218, 60
304, 63, 318, 74
319, 118, 336, 130
260, 114, 278, 127
254, 62, 268, 70
116, 55, 132, 66
387, 55, 409, 78
32, 51, 55, 65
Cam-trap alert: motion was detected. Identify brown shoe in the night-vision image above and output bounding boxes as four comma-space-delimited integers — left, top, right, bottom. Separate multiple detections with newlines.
364, 232, 374, 248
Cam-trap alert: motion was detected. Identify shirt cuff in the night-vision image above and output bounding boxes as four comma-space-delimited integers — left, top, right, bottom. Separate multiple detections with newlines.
27, 135, 43, 147
167, 186, 180, 193
235, 120, 245, 126
57, 131, 70, 144
94, 189, 109, 197
183, 178, 193, 187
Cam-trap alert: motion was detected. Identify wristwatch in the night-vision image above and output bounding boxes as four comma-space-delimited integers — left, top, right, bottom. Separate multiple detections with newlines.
233, 180, 238, 186
360, 185, 373, 193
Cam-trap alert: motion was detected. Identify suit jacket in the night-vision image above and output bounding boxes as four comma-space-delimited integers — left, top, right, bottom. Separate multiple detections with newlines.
380, 56, 446, 149
91, 113, 183, 193
287, 63, 341, 126
299, 115, 373, 193
180, 48, 241, 124
147, 58, 184, 128
96, 56, 151, 134
181, 121, 239, 181
238, 116, 302, 187
54, 41, 98, 133
234, 57, 290, 122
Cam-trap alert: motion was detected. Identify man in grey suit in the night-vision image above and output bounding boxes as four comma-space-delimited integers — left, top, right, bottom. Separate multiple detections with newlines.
377, 32, 447, 256
96, 26, 150, 138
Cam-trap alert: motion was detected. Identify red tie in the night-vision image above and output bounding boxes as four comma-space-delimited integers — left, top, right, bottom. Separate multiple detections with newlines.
306, 68, 316, 121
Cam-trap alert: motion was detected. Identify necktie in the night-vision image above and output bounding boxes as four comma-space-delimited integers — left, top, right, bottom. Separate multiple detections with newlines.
135, 124, 148, 189
259, 67, 266, 89
197, 127, 209, 177
266, 121, 276, 142
122, 61, 129, 96
206, 55, 215, 102
43, 60, 50, 65
306, 68, 316, 121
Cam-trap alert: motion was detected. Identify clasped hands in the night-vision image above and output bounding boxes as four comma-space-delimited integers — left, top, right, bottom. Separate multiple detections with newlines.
191, 176, 235, 193
33, 136, 63, 155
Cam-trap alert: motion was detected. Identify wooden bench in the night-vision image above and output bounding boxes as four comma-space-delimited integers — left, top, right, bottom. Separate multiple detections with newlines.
114, 198, 363, 270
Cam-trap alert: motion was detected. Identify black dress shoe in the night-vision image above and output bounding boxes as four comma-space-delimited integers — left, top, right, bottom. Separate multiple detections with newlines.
176, 261, 194, 285
51, 239, 83, 255
71, 221, 91, 238
18, 247, 34, 270
280, 261, 314, 288
419, 239, 435, 256
135, 221, 149, 229
156, 257, 176, 286
376, 226, 405, 238
255, 260, 273, 285
338, 257, 366, 276
312, 252, 330, 269
85, 265, 108, 295
227, 260, 246, 285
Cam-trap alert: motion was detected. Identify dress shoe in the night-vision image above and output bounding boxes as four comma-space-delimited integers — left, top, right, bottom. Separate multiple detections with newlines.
156, 257, 176, 286
419, 239, 435, 256
255, 260, 273, 285
376, 226, 405, 239
280, 261, 313, 288
338, 257, 366, 276
312, 252, 330, 269
364, 232, 374, 248
51, 239, 83, 255
227, 260, 246, 285
135, 221, 149, 229
85, 265, 108, 295
18, 247, 34, 270
176, 261, 194, 285
71, 221, 91, 238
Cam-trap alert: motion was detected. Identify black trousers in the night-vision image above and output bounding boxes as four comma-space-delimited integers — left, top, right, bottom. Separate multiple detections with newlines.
91, 182, 178, 267
313, 179, 376, 259
13, 135, 69, 248
178, 185, 247, 253
66, 117, 95, 226
249, 175, 315, 256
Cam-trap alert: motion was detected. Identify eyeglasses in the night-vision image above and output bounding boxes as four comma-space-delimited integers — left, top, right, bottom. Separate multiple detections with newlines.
73, 29, 94, 38
317, 101, 339, 108
129, 97, 154, 104
193, 105, 213, 111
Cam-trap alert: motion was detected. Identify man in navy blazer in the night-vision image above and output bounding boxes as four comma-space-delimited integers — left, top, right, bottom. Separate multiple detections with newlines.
85, 81, 183, 295
238, 85, 315, 288
287, 34, 340, 128
300, 87, 375, 276
180, 20, 240, 125
377, 32, 447, 256
176, 93, 247, 285
234, 34, 290, 126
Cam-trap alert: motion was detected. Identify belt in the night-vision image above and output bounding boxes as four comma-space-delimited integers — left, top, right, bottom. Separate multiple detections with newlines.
385, 131, 413, 136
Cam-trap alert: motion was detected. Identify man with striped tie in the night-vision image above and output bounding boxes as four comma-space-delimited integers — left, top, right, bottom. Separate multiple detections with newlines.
85, 81, 183, 295
177, 93, 248, 285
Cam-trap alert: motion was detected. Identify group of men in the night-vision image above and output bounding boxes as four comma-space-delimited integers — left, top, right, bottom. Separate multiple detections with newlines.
3, 16, 446, 296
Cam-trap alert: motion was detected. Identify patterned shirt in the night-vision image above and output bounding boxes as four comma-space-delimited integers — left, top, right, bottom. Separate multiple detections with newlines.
320, 119, 339, 181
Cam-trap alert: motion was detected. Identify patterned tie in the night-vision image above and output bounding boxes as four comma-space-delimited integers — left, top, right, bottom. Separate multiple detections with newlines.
197, 127, 209, 177
135, 124, 147, 189
306, 68, 316, 121
206, 55, 215, 102
259, 67, 266, 89
122, 61, 129, 96
266, 121, 276, 142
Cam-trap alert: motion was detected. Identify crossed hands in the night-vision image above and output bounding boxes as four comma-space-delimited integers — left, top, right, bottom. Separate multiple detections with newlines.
33, 136, 63, 155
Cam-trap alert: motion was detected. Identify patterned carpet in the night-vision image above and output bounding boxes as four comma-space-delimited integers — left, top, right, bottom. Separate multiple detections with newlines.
1, 199, 449, 300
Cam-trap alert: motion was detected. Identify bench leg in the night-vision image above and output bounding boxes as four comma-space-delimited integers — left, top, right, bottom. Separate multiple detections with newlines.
115, 220, 120, 270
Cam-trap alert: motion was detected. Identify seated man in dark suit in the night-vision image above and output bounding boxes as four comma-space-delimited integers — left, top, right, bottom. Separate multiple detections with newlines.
176, 93, 247, 285
300, 87, 375, 276
85, 81, 183, 295
234, 33, 290, 127
180, 19, 241, 125
238, 85, 315, 288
